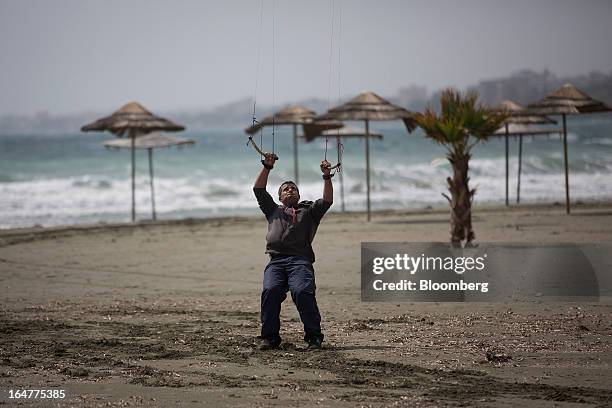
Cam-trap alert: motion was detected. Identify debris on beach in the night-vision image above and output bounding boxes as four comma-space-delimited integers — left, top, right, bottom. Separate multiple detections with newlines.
485, 350, 512, 363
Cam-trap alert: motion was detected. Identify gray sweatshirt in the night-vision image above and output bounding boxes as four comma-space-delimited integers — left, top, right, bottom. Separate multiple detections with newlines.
253, 188, 331, 263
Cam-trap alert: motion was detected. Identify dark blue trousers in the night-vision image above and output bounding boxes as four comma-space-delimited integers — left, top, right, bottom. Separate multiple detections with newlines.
260, 255, 323, 343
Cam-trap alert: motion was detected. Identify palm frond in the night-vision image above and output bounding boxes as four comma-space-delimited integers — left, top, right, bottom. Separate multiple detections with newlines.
416, 88, 507, 152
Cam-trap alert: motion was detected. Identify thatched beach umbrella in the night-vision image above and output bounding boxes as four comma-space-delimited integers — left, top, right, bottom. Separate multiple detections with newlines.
528, 84, 612, 213
245, 105, 316, 184
81, 101, 185, 221
302, 119, 344, 141
301, 125, 382, 142
493, 123, 561, 204
316, 92, 417, 221
301, 126, 383, 212
103, 133, 195, 221
492, 100, 557, 206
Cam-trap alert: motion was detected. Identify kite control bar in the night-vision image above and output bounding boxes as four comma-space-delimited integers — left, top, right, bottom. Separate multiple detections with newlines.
247, 135, 279, 161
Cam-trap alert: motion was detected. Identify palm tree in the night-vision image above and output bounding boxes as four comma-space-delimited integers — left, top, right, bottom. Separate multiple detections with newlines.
415, 89, 507, 246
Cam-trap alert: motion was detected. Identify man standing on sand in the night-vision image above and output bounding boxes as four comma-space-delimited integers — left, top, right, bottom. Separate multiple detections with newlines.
253, 152, 333, 350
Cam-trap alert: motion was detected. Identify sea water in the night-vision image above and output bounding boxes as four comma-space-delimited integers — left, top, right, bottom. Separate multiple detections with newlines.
1, 117, 611, 229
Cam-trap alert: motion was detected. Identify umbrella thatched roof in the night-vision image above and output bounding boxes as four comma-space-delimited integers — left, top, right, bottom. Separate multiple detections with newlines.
103, 132, 195, 149
302, 120, 344, 140
493, 100, 557, 125
301, 126, 383, 142
494, 124, 562, 137
245, 105, 316, 135
528, 83, 612, 115
82, 101, 185, 137
316, 92, 417, 132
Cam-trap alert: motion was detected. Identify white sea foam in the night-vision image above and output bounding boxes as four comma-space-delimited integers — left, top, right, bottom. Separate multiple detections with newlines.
3, 153, 612, 229
1, 126, 611, 228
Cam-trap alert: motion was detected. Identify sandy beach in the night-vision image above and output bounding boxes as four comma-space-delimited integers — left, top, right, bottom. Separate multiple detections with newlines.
1, 203, 611, 407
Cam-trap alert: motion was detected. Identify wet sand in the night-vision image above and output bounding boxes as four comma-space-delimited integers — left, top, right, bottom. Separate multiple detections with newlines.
1, 203, 611, 407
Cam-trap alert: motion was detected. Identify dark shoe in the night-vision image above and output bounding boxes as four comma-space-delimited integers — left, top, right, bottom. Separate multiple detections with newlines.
258, 336, 281, 350
306, 336, 323, 350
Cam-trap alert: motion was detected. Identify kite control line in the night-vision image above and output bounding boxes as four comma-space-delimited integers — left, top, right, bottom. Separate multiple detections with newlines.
247, 0, 278, 163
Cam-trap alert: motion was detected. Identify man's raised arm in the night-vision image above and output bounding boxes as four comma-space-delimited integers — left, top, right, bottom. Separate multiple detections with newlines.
254, 152, 277, 189
321, 160, 333, 204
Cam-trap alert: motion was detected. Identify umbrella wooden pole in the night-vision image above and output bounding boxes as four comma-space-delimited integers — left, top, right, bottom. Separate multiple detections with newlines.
365, 119, 371, 222
505, 124, 509, 206
562, 114, 570, 214
130, 132, 136, 222
517, 134, 523, 204
148, 148, 157, 221
338, 136, 345, 212
293, 124, 299, 184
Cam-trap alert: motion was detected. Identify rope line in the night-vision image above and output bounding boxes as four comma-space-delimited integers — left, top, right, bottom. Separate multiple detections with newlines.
325, 0, 335, 162
247, 0, 278, 161
336, 0, 343, 173
252, 0, 264, 122
252, 0, 265, 159
271, 0, 276, 156
323, 0, 343, 175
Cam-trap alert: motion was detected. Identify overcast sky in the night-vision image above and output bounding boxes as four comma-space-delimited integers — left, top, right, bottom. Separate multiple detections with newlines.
1, 0, 611, 115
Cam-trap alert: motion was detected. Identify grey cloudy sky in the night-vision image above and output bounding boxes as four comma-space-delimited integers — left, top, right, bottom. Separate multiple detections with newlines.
1, 0, 611, 115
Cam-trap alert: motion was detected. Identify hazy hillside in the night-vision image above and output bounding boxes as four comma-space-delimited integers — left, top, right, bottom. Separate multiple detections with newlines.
2, 69, 611, 135
470, 69, 612, 107
392, 69, 612, 112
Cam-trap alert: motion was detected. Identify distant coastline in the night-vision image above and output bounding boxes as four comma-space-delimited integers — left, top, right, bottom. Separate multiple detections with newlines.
1, 69, 611, 136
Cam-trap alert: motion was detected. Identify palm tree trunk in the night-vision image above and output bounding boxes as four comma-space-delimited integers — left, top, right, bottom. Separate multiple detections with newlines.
446, 152, 475, 246
130, 130, 136, 222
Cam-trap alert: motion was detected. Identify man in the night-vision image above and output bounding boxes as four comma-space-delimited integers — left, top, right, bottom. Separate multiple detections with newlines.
253, 152, 333, 350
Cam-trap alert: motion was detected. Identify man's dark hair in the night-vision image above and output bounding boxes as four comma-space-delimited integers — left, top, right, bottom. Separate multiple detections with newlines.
278, 180, 299, 198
